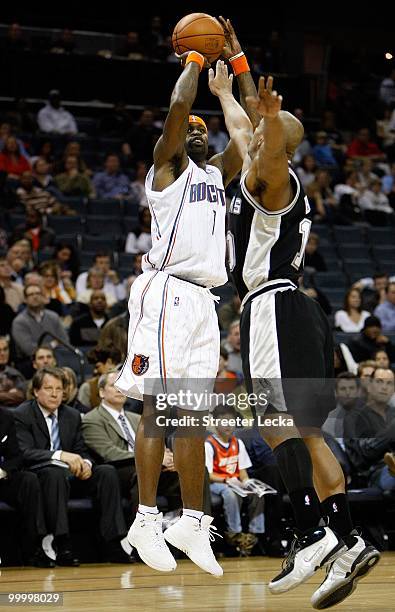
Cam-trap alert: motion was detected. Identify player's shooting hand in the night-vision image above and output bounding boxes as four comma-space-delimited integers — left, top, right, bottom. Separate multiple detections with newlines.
246, 76, 283, 118
208, 60, 233, 97
217, 17, 242, 59
175, 51, 211, 69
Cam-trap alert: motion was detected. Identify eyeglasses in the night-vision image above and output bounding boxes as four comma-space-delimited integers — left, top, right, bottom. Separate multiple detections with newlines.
26, 291, 42, 297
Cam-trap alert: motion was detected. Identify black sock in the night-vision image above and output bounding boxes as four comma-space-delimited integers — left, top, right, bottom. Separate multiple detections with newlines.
289, 487, 322, 532
321, 493, 353, 538
273, 439, 322, 532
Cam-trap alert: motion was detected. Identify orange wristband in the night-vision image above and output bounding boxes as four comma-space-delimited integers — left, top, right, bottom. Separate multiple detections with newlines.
229, 51, 250, 76
185, 51, 205, 72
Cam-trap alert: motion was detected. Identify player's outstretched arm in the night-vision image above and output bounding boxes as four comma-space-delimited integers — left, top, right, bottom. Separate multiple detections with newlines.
208, 60, 252, 187
245, 76, 292, 212
218, 16, 261, 130
153, 53, 206, 182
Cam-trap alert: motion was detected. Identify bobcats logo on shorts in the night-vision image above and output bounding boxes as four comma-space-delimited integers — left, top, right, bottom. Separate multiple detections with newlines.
132, 354, 149, 376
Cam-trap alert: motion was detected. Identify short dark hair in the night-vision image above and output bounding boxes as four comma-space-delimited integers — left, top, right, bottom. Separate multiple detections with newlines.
32, 345, 55, 361
373, 272, 388, 281
336, 372, 359, 388
94, 251, 110, 261
32, 366, 65, 391
212, 404, 238, 420
87, 346, 122, 365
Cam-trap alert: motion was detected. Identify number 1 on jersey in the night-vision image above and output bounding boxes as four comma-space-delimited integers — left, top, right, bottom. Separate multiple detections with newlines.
291, 218, 312, 270
212, 210, 216, 235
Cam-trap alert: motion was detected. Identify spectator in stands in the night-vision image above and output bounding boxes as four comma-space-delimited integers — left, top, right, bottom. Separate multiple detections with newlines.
50, 28, 76, 54
37, 90, 78, 136
0, 287, 15, 335
207, 116, 229, 154
354, 272, 389, 313
0, 256, 24, 312
379, 69, 395, 107
129, 160, 148, 207
78, 347, 122, 410
357, 360, 377, 399
17, 171, 62, 215
32, 158, 56, 191
218, 292, 241, 332
222, 320, 242, 374
357, 158, 380, 190
359, 178, 394, 226
100, 101, 134, 138
82, 370, 180, 513
55, 154, 94, 198
62, 367, 89, 414
335, 288, 370, 332
373, 349, 390, 369
0, 122, 30, 159
76, 252, 126, 302
312, 131, 338, 168
116, 31, 145, 60
344, 368, 395, 492
0, 335, 26, 407
374, 282, 395, 332
125, 208, 152, 254
14, 366, 130, 565
205, 404, 264, 555
214, 346, 244, 396
347, 128, 385, 162
377, 108, 395, 163
295, 154, 317, 189
333, 170, 361, 204
11, 284, 69, 360
76, 267, 116, 308
34, 141, 55, 171
306, 169, 337, 222
347, 315, 395, 363
323, 373, 361, 440
1, 23, 29, 52
15, 239, 34, 272
39, 261, 75, 311
0, 409, 52, 567
12, 209, 55, 252
92, 153, 130, 199
304, 232, 327, 272
0, 136, 31, 179
98, 311, 129, 361
54, 141, 90, 176
54, 242, 80, 283
382, 162, 395, 205
126, 109, 161, 164
143, 15, 165, 59
298, 275, 332, 316
32, 346, 56, 371
69, 290, 109, 347
5, 97, 37, 134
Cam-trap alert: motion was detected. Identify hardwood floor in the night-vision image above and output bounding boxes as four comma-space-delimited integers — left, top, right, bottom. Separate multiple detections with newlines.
1, 553, 394, 611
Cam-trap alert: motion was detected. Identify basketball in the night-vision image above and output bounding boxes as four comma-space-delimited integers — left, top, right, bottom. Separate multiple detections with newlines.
172, 13, 225, 64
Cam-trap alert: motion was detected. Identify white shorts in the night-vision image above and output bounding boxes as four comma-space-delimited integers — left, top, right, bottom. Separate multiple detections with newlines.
115, 270, 220, 406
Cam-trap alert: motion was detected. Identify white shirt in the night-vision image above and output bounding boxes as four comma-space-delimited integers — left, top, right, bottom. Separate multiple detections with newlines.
37, 104, 78, 135
334, 309, 370, 333
75, 272, 126, 301
102, 402, 135, 451
205, 435, 251, 474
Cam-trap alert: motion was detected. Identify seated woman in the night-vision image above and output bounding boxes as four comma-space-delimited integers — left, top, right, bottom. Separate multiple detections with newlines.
334, 287, 370, 333
39, 260, 75, 315
0, 136, 31, 179
76, 267, 116, 308
125, 207, 152, 254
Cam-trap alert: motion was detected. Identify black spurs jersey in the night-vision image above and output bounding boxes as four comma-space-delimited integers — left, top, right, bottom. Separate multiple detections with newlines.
227, 166, 312, 300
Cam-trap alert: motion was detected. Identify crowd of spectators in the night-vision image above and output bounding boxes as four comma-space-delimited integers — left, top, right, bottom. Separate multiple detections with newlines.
1, 20, 395, 568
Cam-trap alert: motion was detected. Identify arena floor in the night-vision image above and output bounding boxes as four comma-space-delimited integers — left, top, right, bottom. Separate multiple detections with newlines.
1, 554, 394, 611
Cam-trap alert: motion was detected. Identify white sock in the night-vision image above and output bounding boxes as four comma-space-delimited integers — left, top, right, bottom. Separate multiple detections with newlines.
183, 508, 204, 520
138, 504, 159, 515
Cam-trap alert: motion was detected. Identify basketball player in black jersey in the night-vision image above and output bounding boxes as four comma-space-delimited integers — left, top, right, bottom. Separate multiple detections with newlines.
221, 18, 380, 609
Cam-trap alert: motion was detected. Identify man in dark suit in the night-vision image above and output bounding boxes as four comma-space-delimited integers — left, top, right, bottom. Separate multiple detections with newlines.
0, 408, 52, 566
13, 366, 130, 565
82, 370, 181, 512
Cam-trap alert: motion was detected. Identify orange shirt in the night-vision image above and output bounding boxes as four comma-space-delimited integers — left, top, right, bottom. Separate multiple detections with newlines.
206, 434, 240, 478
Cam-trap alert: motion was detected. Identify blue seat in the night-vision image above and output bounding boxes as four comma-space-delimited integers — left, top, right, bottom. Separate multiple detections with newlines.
315, 271, 347, 288
123, 216, 139, 233
47, 215, 83, 234
123, 199, 140, 216
368, 226, 395, 246
81, 234, 119, 251
54, 233, 81, 250
372, 245, 395, 261
58, 196, 87, 215
118, 253, 137, 267
343, 258, 376, 279
374, 260, 394, 275
338, 244, 371, 259
86, 215, 122, 236
88, 198, 122, 216
333, 225, 366, 244
212, 282, 235, 303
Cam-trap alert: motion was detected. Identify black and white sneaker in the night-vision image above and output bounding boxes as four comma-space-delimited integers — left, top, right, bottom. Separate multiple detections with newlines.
311, 531, 380, 609
268, 526, 345, 594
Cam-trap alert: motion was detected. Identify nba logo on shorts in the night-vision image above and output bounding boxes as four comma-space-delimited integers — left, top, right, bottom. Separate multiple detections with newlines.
132, 354, 149, 376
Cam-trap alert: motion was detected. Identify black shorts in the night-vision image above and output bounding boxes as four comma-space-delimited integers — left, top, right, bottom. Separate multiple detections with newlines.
240, 282, 335, 428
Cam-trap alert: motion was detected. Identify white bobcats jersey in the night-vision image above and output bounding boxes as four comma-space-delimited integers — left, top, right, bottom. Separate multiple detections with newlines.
143, 157, 227, 288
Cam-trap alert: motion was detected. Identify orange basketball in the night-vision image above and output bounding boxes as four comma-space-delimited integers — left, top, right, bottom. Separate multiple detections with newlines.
172, 13, 225, 64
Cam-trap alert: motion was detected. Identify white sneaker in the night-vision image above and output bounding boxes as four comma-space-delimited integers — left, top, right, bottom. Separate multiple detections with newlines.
311, 533, 380, 609
269, 526, 346, 594
127, 511, 177, 572
164, 514, 223, 577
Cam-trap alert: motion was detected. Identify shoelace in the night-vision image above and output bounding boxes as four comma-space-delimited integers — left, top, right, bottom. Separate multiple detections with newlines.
194, 522, 223, 543
141, 517, 167, 550
281, 534, 301, 571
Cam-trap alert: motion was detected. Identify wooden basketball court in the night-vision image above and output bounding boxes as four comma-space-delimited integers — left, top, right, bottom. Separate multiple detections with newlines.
1, 554, 394, 611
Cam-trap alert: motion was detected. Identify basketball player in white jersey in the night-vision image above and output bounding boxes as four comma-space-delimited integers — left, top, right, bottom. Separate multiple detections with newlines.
115, 55, 252, 575
227, 75, 380, 607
